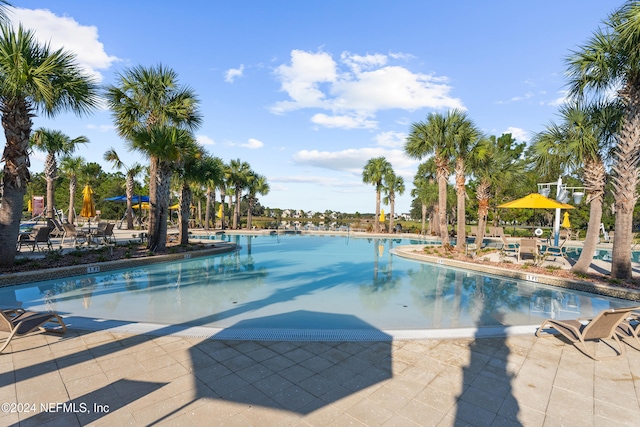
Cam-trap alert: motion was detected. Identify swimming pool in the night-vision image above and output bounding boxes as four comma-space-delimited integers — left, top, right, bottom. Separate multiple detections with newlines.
1, 234, 632, 340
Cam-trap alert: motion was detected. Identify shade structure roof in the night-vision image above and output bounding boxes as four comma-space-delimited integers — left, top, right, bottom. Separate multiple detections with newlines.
104, 195, 149, 203
497, 193, 575, 210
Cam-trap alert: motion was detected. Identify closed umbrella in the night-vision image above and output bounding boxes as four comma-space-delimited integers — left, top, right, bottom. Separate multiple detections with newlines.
81, 184, 96, 219
379, 209, 385, 222
81, 184, 97, 242
562, 212, 571, 228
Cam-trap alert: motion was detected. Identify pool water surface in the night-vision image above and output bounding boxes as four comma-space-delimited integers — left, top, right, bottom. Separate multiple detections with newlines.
1, 234, 632, 338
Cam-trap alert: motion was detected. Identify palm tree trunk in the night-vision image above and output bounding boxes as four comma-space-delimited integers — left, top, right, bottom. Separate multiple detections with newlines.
611, 82, 640, 279
205, 187, 211, 230
44, 151, 56, 219
421, 203, 427, 234
179, 183, 191, 244
233, 187, 241, 229
247, 199, 253, 229
572, 159, 606, 274
125, 175, 135, 229
0, 98, 32, 267
389, 193, 395, 233
148, 157, 171, 251
455, 158, 466, 250
375, 188, 381, 233
68, 176, 77, 224
476, 180, 490, 248
437, 173, 449, 245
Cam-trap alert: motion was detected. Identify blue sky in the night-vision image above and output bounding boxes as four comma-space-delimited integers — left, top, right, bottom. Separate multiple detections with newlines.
10, 1, 619, 214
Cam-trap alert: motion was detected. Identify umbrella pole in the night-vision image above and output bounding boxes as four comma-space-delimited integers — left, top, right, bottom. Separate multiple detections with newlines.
553, 208, 561, 246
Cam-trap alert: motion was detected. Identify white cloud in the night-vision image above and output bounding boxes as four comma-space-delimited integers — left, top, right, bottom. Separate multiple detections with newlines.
86, 124, 115, 132
270, 49, 464, 129
292, 147, 417, 174
269, 175, 358, 188
311, 113, 377, 129
503, 127, 530, 142
224, 138, 264, 149
196, 135, 215, 145
374, 131, 406, 148
225, 64, 244, 83
10, 7, 119, 82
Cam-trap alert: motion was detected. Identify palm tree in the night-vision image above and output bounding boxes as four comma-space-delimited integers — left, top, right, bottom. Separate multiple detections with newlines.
362, 157, 392, 233
449, 111, 482, 250
226, 159, 252, 229
531, 102, 620, 274
59, 156, 86, 224
204, 157, 225, 230
405, 111, 457, 245
129, 125, 195, 250
30, 128, 88, 219
566, 1, 640, 279
103, 148, 144, 230
470, 134, 526, 247
411, 160, 438, 235
246, 173, 270, 229
383, 170, 405, 234
106, 64, 201, 250
0, 24, 98, 266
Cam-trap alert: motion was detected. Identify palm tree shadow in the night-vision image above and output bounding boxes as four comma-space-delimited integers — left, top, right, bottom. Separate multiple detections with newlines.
454, 284, 522, 425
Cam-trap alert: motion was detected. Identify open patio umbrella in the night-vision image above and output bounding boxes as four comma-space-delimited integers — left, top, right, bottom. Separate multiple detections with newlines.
497, 193, 574, 210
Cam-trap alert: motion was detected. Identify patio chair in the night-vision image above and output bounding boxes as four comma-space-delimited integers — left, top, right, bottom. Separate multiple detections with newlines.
0, 308, 67, 353
61, 223, 89, 246
616, 312, 640, 346
543, 234, 569, 261
518, 238, 539, 262
500, 234, 519, 260
535, 306, 640, 360
16, 226, 52, 252
93, 222, 115, 244
47, 218, 65, 238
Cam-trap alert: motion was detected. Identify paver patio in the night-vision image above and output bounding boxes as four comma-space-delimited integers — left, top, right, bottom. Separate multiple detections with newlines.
1, 328, 639, 426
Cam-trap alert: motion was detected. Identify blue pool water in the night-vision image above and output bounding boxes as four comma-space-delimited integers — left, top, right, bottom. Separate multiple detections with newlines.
0, 234, 632, 337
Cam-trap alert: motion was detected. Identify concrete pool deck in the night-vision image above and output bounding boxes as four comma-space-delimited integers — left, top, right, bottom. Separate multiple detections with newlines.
4, 228, 640, 425
1, 328, 640, 426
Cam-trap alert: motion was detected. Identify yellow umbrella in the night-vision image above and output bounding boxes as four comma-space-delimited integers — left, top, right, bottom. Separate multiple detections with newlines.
80, 184, 96, 218
497, 193, 574, 209
379, 209, 385, 222
217, 204, 223, 219
562, 212, 571, 228
132, 202, 150, 209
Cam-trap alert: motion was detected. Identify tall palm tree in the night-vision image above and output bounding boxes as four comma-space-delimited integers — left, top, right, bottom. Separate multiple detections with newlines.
531, 102, 620, 274
449, 111, 482, 250
226, 158, 252, 229
129, 125, 195, 251
566, 1, 640, 279
470, 134, 526, 247
59, 156, 86, 224
383, 170, 405, 233
106, 64, 201, 250
204, 156, 225, 230
30, 128, 88, 219
0, 24, 98, 266
246, 173, 270, 230
411, 160, 439, 235
405, 111, 457, 245
174, 144, 220, 244
103, 148, 144, 230
362, 157, 392, 233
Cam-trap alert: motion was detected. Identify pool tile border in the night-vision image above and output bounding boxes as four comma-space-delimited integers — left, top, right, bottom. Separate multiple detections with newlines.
392, 245, 640, 302
0, 242, 238, 287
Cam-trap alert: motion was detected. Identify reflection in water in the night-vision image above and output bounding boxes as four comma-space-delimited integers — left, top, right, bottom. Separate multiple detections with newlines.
0, 235, 633, 331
